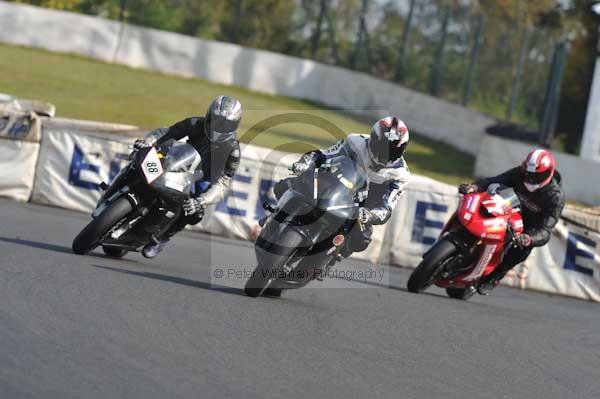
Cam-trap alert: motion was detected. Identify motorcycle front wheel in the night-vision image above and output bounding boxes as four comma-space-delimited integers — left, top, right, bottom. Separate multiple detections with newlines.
407, 238, 457, 293
245, 227, 304, 298
72, 197, 133, 255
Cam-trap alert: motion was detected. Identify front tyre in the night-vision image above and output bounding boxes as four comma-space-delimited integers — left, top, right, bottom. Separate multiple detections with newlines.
72, 197, 133, 255
244, 227, 303, 297
407, 238, 457, 293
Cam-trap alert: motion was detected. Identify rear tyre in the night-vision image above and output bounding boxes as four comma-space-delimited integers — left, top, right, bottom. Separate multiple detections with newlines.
245, 227, 303, 298
102, 246, 129, 258
407, 238, 457, 293
72, 197, 133, 255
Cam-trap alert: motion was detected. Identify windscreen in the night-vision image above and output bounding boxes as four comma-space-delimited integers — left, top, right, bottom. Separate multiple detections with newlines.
487, 184, 521, 213
162, 143, 201, 173
315, 155, 367, 209
496, 187, 521, 212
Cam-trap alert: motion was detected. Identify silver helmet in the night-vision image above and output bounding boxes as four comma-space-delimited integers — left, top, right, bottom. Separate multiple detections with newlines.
205, 95, 242, 143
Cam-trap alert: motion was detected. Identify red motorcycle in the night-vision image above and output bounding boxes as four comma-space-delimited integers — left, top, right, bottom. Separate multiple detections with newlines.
407, 184, 523, 300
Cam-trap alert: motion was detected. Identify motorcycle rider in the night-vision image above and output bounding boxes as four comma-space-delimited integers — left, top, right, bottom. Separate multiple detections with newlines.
459, 149, 565, 294
134, 95, 242, 258
271, 116, 411, 257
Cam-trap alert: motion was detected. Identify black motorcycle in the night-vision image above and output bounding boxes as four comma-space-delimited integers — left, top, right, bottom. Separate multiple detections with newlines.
72, 141, 202, 257
245, 154, 367, 297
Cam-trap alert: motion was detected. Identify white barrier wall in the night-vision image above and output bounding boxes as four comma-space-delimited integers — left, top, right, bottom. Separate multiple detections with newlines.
1, 140, 39, 201
475, 134, 600, 205
31, 129, 133, 212
0, 110, 43, 201
30, 118, 139, 211
0, 1, 494, 155
0, 1, 121, 62
503, 220, 600, 302
23, 125, 600, 302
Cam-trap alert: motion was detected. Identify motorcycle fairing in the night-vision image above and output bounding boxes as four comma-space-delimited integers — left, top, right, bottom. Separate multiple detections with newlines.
434, 185, 525, 288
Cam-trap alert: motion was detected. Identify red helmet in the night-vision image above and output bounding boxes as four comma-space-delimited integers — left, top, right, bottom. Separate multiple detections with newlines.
368, 116, 409, 167
520, 149, 555, 192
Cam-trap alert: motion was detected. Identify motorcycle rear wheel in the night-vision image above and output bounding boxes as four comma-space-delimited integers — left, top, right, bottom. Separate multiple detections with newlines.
407, 238, 457, 293
245, 228, 303, 298
72, 197, 133, 255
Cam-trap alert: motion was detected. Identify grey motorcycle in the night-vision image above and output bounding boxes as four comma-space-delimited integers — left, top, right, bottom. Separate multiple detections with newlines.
245, 155, 367, 297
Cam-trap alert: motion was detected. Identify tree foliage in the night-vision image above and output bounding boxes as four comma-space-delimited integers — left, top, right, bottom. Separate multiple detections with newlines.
218, 0, 297, 53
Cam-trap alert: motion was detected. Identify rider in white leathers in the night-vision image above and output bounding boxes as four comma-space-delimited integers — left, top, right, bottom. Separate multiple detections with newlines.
275, 116, 411, 256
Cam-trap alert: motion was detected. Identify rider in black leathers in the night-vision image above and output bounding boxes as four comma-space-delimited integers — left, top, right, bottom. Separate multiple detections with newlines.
135, 95, 242, 258
459, 149, 565, 293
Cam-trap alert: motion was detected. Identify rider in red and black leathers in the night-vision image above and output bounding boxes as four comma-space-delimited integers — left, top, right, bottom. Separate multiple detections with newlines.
460, 149, 565, 292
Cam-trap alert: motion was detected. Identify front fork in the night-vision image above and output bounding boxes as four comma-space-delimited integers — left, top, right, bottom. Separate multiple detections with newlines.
315, 249, 343, 281
430, 231, 481, 281
93, 186, 138, 218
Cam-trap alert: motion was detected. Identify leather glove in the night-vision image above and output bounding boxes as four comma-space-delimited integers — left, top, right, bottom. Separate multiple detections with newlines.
290, 161, 312, 175
358, 207, 374, 225
133, 139, 152, 150
290, 153, 317, 175
183, 197, 206, 216
458, 183, 478, 195
514, 233, 532, 249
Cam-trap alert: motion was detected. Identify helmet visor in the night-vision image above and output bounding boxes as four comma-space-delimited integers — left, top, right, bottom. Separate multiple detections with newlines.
370, 139, 407, 166
390, 141, 407, 162
205, 113, 238, 142
523, 169, 552, 184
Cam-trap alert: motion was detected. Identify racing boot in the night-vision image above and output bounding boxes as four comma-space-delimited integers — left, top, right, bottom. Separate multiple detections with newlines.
141, 211, 200, 258
447, 285, 478, 300
142, 236, 169, 258
463, 285, 478, 299
477, 278, 500, 295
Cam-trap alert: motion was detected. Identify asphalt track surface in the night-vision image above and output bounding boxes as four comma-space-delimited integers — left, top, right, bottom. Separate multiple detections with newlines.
1, 199, 600, 399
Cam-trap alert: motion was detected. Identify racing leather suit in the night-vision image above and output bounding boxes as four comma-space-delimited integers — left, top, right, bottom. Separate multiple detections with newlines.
474, 167, 565, 281
276, 134, 410, 255
145, 117, 240, 237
